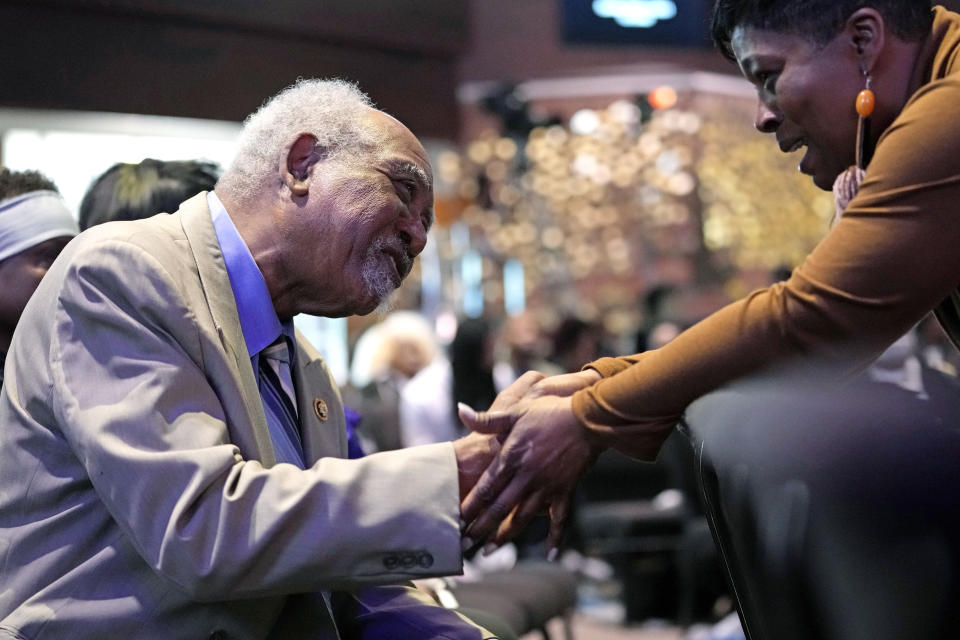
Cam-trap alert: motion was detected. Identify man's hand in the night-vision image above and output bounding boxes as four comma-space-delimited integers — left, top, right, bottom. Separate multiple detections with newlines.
458, 392, 603, 556
451, 371, 550, 503
453, 369, 602, 553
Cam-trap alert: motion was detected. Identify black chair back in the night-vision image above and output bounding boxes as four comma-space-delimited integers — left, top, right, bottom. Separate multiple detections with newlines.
680, 368, 960, 640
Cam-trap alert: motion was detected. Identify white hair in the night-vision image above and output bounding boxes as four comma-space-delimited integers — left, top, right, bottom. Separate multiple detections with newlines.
218, 78, 379, 203
350, 311, 438, 387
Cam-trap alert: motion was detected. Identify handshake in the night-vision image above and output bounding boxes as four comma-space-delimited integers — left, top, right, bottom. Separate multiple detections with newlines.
451, 368, 606, 559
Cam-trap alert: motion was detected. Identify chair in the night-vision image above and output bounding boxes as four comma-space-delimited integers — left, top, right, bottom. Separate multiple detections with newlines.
448, 560, 578, 640
681, 367, 960, 640
575, 437, 723, 623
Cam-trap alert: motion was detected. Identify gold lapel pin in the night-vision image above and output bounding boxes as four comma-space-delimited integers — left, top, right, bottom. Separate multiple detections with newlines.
313, 398, 329, 421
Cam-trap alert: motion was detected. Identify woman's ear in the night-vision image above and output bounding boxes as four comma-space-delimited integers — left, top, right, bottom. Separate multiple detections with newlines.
282, 133, 318, 198
846, 7, 886, 73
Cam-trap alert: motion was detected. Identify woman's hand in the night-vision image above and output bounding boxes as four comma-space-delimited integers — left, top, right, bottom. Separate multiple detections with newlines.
457, 369, 604, 555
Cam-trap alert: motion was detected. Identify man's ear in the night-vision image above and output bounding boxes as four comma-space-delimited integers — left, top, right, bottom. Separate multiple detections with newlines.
283, 133, 318, 198
846, 7, 886, 73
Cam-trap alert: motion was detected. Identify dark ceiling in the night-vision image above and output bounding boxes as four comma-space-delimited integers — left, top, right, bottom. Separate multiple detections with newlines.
0, 0, 468, 139
5, 0, 960, 141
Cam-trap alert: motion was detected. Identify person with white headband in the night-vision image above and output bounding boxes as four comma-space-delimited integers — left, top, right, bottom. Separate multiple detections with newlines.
0, 168, 78, 387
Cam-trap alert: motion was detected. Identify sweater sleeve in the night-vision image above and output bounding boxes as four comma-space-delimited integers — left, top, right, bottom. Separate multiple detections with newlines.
572, 74, 960, 458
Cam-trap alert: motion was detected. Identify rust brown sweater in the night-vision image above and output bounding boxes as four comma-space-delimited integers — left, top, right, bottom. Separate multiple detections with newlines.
571, 7, 960, 459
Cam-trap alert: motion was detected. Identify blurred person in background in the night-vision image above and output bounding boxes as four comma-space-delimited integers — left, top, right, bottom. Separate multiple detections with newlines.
492, 311, 560, 391
0, 168, 78, 388
452, 318, 500, 430
401, 316, 498, 448
345, 310, 438, 452
634, 285, 676, 353
548, 316, 603, 374
78, 158, 220, 229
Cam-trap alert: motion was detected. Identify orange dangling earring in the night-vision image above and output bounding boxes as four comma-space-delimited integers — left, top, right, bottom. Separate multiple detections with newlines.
833, 72, 874, 225
855, 73, 874, 169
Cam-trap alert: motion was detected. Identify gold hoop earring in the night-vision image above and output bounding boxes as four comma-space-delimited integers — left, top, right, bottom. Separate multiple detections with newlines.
855, 74, 874, 169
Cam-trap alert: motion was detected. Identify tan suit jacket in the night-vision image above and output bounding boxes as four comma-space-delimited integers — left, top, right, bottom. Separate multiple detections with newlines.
0, 194, 470, 639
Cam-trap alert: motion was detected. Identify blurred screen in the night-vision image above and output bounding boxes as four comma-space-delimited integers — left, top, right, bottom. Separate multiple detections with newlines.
562, 0, 711, 47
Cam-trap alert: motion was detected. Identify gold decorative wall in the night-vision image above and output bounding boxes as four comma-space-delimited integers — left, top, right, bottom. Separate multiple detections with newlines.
694, 94, 833, 274
423, 91, 834, 336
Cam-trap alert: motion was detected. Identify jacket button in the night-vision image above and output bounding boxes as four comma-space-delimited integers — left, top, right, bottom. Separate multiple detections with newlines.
208, 632, 228, 640
418, 552, 434, 568
383, 554, 399, 570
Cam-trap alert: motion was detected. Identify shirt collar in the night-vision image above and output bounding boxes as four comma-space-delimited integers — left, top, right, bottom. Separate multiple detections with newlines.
208, 191, 284, 357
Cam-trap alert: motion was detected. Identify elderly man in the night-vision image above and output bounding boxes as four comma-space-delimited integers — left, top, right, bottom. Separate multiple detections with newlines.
0, 80, 498, 639
0, 169, 78, 388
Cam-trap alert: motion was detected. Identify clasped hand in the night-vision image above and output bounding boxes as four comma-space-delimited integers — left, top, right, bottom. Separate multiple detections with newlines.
453, 369, 604, 557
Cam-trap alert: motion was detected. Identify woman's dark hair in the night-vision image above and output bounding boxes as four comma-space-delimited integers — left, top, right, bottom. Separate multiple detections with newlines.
0, 168, 58, 200
450, 318, 497, 422
711, 0, 934, 61
79, 158, 220, 230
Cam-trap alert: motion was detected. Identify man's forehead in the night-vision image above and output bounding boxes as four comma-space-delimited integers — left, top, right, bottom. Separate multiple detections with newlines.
365, 109, 431, 167
365, 108, 417, 142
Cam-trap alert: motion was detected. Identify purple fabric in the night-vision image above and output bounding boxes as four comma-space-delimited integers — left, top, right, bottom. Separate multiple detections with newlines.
344, 405, 366, 459
333, 586, 493, 639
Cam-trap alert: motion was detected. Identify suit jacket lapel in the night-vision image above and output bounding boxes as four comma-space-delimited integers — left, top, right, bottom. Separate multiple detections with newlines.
293, 330, 347, 464
178, 193, 277, 466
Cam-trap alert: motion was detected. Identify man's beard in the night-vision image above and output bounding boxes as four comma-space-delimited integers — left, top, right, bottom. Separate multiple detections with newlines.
361, 235, 408, 316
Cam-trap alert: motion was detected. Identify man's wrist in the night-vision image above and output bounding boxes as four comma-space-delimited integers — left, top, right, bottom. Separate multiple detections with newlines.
453, 434, 496, 502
